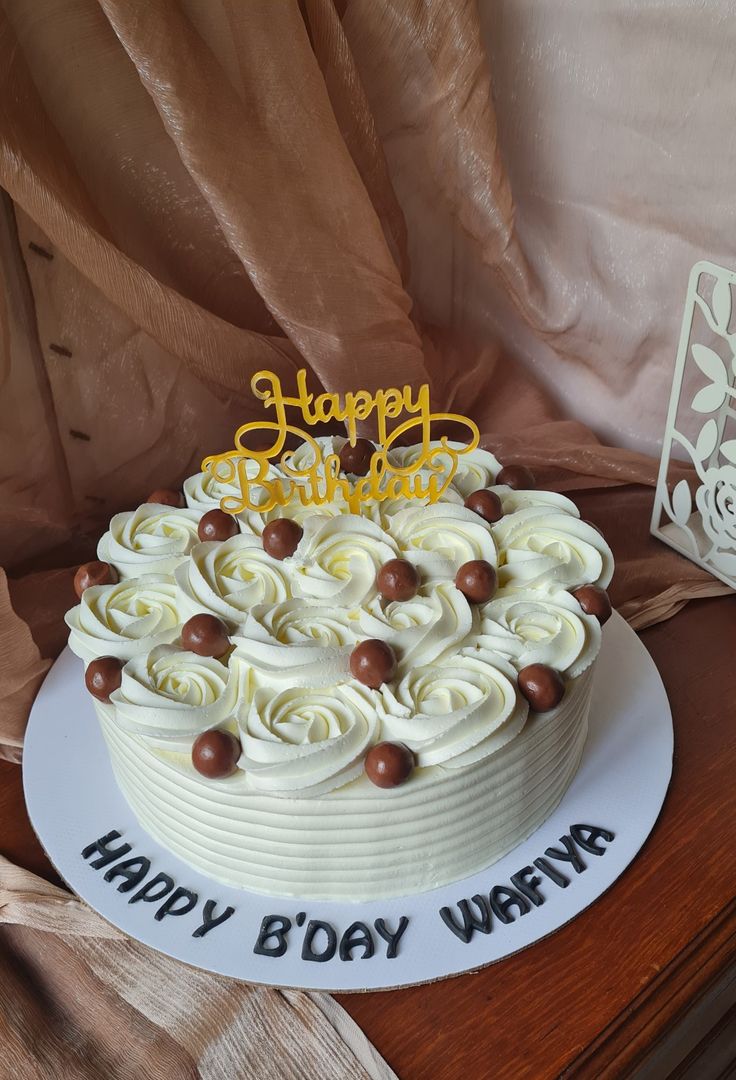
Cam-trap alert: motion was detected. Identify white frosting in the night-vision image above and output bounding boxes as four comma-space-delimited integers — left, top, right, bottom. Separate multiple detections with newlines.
184, 457, 279, 512
98, 505, 200, 579
380, 653, 527, 768
389, 502, 497, 578
110, 645, 240, 750
474, 590, 601, 677
493, 505, 614, 591
389, 440, 501, 499
65, 575, 181, 663
358, 581, 476, 672
239, 682, 379, 797
175, 534, 292, 629
230, 603, 356, 688
291, 514, 399, 606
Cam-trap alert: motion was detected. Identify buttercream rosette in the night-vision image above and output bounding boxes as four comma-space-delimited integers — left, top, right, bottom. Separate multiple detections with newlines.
388, 440, 501, 499
358, 581, 476, 673
65, 575, 181, 663
389, 502, 497, 578
184, 456, 281, 513
493, 506, 614, 591
238, 681, 380, 797
472, 590, 601, 677
291, 514, 399, 606
175, 533, 292, 629
379, 653, 527, 769
109, 645, 242, 750
98, 504, 200, 579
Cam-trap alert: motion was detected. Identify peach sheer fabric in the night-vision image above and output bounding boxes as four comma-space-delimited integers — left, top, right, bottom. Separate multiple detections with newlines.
0, 1, 733, 1076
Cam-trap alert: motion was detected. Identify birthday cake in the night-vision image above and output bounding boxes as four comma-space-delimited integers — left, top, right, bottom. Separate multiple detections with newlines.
65, 374, 614, 901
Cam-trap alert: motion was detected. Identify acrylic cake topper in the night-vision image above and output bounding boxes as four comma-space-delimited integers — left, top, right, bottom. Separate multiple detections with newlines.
202, 369, 480, 515
651, 260, 736, 590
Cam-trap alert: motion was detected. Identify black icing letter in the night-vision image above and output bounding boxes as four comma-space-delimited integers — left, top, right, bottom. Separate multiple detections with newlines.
544, 834, 586, 874
192, 900, 236, 939
254, 915, 291, 957
81, 830, 131, 869
128, 872, 175, 905
339, 922, 374, 961
155, 887, 198, 922
374, 917, 409, 959
510, 867, 545, 907
440, 896, 492, 944
103, 856, 151, 893
533, 857, 570, 889
571, 824, 615, 855
489, 886, 531, 924
302, 920, 337, 963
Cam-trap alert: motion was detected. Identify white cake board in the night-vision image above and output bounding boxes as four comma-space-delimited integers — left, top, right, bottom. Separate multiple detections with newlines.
23, 613, 672, 992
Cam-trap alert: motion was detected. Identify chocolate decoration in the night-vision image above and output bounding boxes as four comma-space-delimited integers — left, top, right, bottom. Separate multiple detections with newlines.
440, 896, 492, 943
262, 518, 303, 560
496, 464, 536, 490
544, 834, 586, 874
84, 656, 123, 702
572, 584, 612, 625
376, 558, 420, 602
350, 639, 397, 688
364, 740, 414, 787
464, 488, 503, 524
198, 508, 239, 543
339, 922, 375, 961
301, 919, 338, 962
191, 729, 241, 778
154, 886, 198, 922
128, 872, 175, 905
339, 437, 375, 476
518, 663, 565, 711
146, 488, 185, 508
103, 856, 152, 893
181, 613, 230, 658
254, 915, 292, 957
570, 823, 615, 854
81, 830, 132, 869
373, 917, 409, 959
454, 559, 498, 604
73, 560, 118, 598
192, 901, 236, 939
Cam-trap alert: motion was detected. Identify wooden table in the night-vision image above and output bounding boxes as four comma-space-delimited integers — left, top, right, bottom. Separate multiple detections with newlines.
2, 596, 735, 1078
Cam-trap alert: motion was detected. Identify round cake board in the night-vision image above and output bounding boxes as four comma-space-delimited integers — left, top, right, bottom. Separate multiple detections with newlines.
23, 613, 672, 993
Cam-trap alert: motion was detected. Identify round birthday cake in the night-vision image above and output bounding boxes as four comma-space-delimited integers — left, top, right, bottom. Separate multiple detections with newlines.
65, 435, 614, 902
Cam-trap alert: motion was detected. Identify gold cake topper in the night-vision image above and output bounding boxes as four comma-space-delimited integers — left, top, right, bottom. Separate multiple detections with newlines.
202, 369, 480, 515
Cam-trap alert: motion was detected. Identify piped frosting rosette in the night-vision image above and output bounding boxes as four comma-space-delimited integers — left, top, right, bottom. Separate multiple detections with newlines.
184, 456, 283, 513
473, 590, 601, 677
291, 515, 399, 606
494, 505, 614, 591
389, 440, 501, 499
358, 581, 476, 673
238, 495, 350, 537
495, 488, 580, 518
65, 575, 181, 663
360, 470, 463, 529
379, 653, 527, 769
238, 681, 379, 797
175, 534, 292, 629
231, 601, 358, 687
389, 503, 497, 578
98, 505, 200, 579
109, 645, 242, 751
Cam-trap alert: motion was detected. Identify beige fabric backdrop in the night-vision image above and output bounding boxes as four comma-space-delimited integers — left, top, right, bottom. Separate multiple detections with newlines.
0, 1, 733, 1077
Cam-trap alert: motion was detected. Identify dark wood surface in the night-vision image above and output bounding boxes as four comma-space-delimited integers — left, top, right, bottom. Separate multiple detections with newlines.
2, 596, 735, 1078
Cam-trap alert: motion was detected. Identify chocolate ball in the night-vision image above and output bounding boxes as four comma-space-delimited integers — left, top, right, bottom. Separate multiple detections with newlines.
455, 560, 498, 604
192, 729, 241, 779
518, 663, 565, 712
146, 488, 185, 508
339, 438, 375, 476
364, 741, 414, 788
464, 488, 504, 524
496, 465, 536, 490
73, 560, 118, 599
376, 558, 420, 602
350, 639, 397, 688
85, 656, 123, 702
572, 584, 612, 625
181, 613, 230, 658
198, 508, 239, 543
262, 518, 303, 560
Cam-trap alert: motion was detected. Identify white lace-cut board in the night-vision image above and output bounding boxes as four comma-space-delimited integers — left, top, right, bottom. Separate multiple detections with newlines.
23, 614, 672, 993
652, 258, 736, 587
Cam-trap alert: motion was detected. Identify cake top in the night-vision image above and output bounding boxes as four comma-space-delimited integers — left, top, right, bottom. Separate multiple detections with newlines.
66, 433, 614, 799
